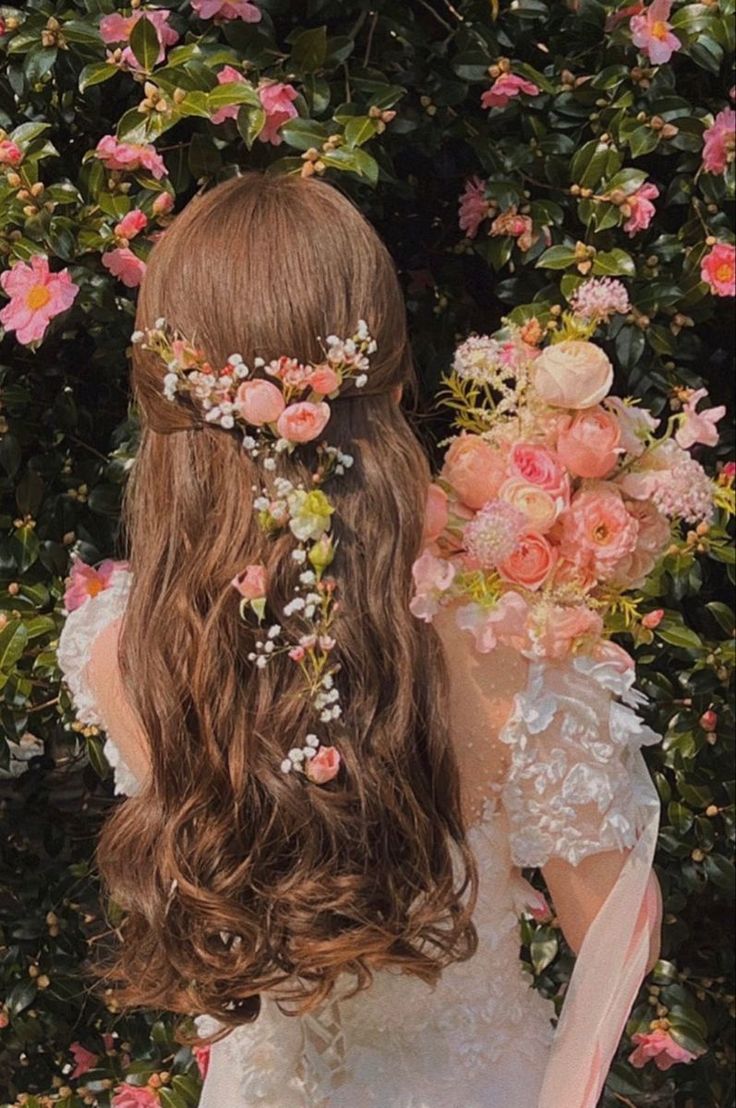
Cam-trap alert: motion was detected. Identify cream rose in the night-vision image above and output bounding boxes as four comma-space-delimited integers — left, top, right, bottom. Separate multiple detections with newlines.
498, 477, 560, 533
533, 340, 614, 409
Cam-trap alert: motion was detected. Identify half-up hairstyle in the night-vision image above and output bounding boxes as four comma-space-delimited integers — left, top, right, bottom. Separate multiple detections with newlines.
96, 173, 478, 1028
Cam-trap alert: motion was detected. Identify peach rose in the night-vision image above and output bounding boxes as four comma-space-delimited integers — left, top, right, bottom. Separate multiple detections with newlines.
499, 530, 556, 591
533, 340, 614, 409
559, 485, 639, 580
536, 605, 604, 660
556, 406, 622, 479
235, 379, 285, 425
231, 563, 267, 599
508, 442, 569, 501
498, 477, 560, 532
308, 365, 341, 396
424, 483, 449, 543
306, 745, 341, 784
276, 401, 331, 443
441, 434, 508, 510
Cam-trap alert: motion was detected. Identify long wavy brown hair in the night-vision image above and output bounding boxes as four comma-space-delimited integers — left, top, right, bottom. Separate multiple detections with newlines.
96, 173, 477, 1029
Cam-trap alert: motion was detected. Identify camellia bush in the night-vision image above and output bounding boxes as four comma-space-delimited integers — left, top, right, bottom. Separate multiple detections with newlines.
0, 1, 734, 1105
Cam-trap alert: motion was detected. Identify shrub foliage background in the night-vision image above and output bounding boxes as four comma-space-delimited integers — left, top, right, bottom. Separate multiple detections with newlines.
0, 1, 734, 1106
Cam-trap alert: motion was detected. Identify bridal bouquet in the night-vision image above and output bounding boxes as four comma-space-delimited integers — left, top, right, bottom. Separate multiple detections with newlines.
412, 285, 731, 663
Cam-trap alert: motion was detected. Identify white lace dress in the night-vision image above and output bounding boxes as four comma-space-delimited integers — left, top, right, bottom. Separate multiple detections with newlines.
57, 568, 662, 1108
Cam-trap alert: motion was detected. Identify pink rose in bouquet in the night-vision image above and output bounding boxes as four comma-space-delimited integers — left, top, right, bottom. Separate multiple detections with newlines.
556, 406, 622, 479
441, 434, 508, 510
559, 486, 639, 581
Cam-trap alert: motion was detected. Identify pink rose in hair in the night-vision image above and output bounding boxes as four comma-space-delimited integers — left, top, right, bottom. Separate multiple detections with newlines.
424, 483, 449, 543
277, 401, 331, 443
701, 242, 735, 297
622, 182, 659, 236
536, 605, 604, 661
702, 108, 736, 175
0, 255, 78, 346
630, 0, 681, 65
441, 434, 507, 510
306, 745, 341, 784
258, 82, 299, 146
0, 139, 23, 166
559, 486, 639, 580
308, 365, 341, 396
102, 248, 146, 288
70, 1042, 98, 1079
231, 564, 267, 600
628, 1028, 699, 1071
675, 388, 725, 449
556, 406, 622, 479
236, 379, 285, 425
211, 65, 247, 125
64, 559, 128, 612
114, 209, 148, 241
499, 531, 556, 591
111, 1085, 160, 1108
481, 74, 540, 110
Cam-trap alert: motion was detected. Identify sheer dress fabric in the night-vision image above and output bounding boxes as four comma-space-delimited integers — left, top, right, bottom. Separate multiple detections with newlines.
58, 570, 661, 1108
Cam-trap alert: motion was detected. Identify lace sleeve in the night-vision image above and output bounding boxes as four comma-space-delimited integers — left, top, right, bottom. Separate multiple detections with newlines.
499, 653, 661, 869
57, 568, 137, 795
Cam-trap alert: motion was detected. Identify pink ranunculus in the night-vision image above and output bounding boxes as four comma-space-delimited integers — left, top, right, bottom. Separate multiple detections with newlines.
0, 255, 79, 346
559, 485, 640, 581
307, 365, 341, 396
604, 396, 660, 457
100, 10, 179, 68
152, 191, 175, 217
701, 242, 736, 297
702, 108, 736, 175
0, 139, 23, 165
458, 176, 491, 239
675, 388, 726, 449
70, 1042, 98, 1079
276, 401, 331, 443
211, 65, 247, 125
630, 0, 681, 65
498, 530, 556, 591
441, 434, 508, 510
235, 379, 286, 425
536, 605, 604, 661
231, 563, 267, 600
455, 591, 530, 654
642, 608, 665, 629
556, 406, 622, 479
610, 499, 670, 588
498, 478, 561, 533
410, 550, 456, 621
424, 483, 449, 543
193, 1044, 211, 1080
192, 0, 262, 20
258, 82, 299, 146
508, 443, 569, 501
622, 182, 659, 236
64, 559, 128, 613
305, 745, 341, 784
115, 209, 148, 240
95, 135, 167, 180
481, 74, 540, 110
532, 340, 614, 409
628, 1029, 699, 1071
102, 248, 146, 289
111, 1084, 160, 1108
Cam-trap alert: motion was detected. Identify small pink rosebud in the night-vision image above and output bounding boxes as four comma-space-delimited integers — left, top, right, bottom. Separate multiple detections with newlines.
308, 365, 341, 396
699, 709, 718, 732
235, 379, 285, 426
642, 608, 665, 630
152, 191, 174, 216
305, 745, 341, 784
231, 563, 267, 600
276, 401, 331, 444
289, 646, 306, 662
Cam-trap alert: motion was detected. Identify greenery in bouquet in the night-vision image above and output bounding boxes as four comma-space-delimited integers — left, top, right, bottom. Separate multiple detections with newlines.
0, 1, 734, 1106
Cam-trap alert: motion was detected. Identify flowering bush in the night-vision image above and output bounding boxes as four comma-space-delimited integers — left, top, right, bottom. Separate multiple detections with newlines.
0, 2, 733, 1107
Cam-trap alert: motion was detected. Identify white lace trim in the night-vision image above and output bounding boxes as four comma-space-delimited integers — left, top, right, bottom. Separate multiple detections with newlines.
57, 568, 137, 796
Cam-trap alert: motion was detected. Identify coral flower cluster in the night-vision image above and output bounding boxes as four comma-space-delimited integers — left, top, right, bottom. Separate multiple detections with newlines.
412, 311, 724, 662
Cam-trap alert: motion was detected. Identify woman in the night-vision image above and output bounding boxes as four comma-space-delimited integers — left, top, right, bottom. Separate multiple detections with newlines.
58, 173, 662, 1107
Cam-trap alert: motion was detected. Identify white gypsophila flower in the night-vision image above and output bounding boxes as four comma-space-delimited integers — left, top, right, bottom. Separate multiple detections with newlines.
305, 734, 319, 747
331, 705, 342, 719
256, 656, 268, 669
304, 605, 316, 619
288, 748, 305, 763
322, 675, 334, 689
247, 652, 256, 662
243, 436, 257, 450
280, 758, 292, 774
131, 330, 144, 344
268, 625, 281, 638
263, 458, 277, 471
228, 353, 243, 365
254, 357, 265, 368
291, 549, 307, 564
254, 496, 270, 511
303, 747, 316, 760
155, 316, 165, 328
221, 415, 235, 430
320, 709, 332, 722
355, 374, 368, 388
264, 641, 275, 654
300, 571, 316, 585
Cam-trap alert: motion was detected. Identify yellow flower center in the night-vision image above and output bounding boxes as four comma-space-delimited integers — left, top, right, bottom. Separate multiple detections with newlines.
86, 579, 105, 598
593, 523, 610, 544
652, 20, 669, 39
716, 262, 734, 281
26, 284, 52, 311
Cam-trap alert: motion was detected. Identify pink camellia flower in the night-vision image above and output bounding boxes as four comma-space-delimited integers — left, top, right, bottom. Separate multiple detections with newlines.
100, 10, 179, 69
556, 406, 622, 479
95, 135, 167, 180
642, 608, 665, 629
152, 191, 174, 217
410, 550, 456, 622
499, 530, 557, 591
675, 388, 726, 449
630, 0, 681, 65
211, 65, 247, 125
609, 500, 670, 588
308, 365, 341, 396
481, 74, 540, 110
628, 1028, 699, 1071
102, 248, 146, 289
0, 139, 23, 166
70, 1042, 98, 1080
231, 563, 266, 600
622, 182, 659, 236
536, 605, 604, 661
235, 379, 286, 425
277, 400, 331, 443
305, 745, 341, 784
115, 210, 148, 241
111, 1084, 160, 1108
702, 108, 736, 175
193, 1044, 211, 1080
441, 434, 508, 510
508, 443, 569, 502
64, 559, 128, 613
0, 255, 78, 346
258, 82, 299, 146
455, 591, 530, 654
424, 483, 449, 543
458, 176, 491, 239
192, 0, 262, 20
498, 478, 561, 533
701, 242, 736, 297
533, 340, 614, 409
560, 485, 639, 581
